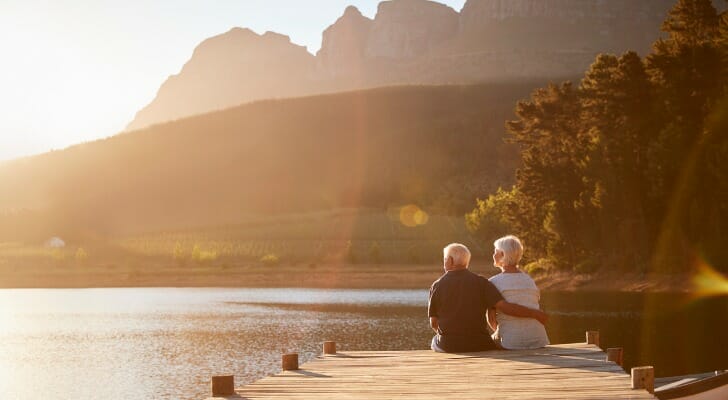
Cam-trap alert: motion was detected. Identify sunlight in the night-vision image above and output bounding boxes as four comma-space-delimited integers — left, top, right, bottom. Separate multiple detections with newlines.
0, 21, 132, 160
691, 257, 728, 298
399, 204, 429, 228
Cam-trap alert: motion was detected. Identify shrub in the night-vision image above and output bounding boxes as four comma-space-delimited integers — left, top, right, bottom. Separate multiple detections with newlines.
260, 253, 280, 266
50, 248, 66, 262
75, 247, 88, 263
191, 244, 218, 263
173, 242, 186, 265
522, 258, 554, 276
465, 187, 517, 243
573, 258, 599, 274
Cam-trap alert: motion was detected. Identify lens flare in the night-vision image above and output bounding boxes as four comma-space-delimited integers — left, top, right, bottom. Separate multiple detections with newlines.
399, 204, 429, 228
691, 257, 728, 298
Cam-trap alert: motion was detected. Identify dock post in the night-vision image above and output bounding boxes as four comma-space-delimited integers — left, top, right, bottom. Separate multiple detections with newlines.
631, 366, 655, 393
586, 330, 600, 347
606, 347, 624, 366
211, 375, 235, 396
323, 341, 337, 355
282, 353, 299, 370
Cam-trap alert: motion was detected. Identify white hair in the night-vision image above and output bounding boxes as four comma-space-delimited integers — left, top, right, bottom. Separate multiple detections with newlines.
493, 235, 523, 267
443, 243, 471, 267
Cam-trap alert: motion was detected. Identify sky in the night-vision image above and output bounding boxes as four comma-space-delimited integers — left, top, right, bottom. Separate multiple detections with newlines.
0, 0, 466, 161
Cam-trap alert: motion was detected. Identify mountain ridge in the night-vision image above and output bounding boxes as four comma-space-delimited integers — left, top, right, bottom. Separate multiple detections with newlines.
127, 0, 689, 131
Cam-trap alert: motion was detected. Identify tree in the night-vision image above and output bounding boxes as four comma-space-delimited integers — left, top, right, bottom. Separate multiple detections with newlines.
75, 247, 88, 264
506, 82, 588, 266
368, 242, 382, 264
578, 52, 655, 267
173, 242, 186, 265
465, 187, 517, 249
661, 0, 719, 47
643, 0, 725, 271
718, 7, 728, 86
469, 0, 728, 273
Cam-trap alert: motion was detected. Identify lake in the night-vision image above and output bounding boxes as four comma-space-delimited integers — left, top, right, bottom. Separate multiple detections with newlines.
0, 288, 725, 399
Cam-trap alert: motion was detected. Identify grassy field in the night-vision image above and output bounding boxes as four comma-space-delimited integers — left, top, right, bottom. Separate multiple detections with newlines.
115, 207, 488, 265
0, 208, 493, 288
0, 207, 693, 292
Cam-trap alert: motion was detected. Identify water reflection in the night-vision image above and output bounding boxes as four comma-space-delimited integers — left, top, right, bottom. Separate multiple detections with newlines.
0, 288, 725, 399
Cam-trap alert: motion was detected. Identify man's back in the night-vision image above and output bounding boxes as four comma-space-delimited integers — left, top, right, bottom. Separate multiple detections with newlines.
428, 269, 504, 352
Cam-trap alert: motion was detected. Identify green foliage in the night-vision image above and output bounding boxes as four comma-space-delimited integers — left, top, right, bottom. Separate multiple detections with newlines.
465, 187, 517, 245
191, 244, 201, 262
191, 244, 218, 263
719, 7, 728, 85
522, 258, 555, 276
492, 0, 728, 273
117, 209, 483, 265
260, 253, 280, 266
75, 247, 88, 263
660, 0, 719, 46
172, 242, 186, 265
50, 248, 66, 262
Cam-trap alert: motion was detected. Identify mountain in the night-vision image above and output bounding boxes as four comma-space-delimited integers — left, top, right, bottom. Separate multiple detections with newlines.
0, 83, 543, 240
127, 28, 317, 131
127, 0, 683, 131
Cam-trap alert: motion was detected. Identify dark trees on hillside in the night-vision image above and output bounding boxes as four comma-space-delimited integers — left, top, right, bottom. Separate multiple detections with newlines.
469, 0, 728, 273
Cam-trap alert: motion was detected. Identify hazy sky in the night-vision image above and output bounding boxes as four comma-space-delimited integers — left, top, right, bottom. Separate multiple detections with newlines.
0, 0, 466, 161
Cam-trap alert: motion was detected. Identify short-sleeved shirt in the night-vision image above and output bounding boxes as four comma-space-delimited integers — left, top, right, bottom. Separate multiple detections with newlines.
428, 269, 504, 352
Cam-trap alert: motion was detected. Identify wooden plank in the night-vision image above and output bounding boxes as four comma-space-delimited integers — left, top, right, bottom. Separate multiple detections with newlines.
203, 343, 656, 399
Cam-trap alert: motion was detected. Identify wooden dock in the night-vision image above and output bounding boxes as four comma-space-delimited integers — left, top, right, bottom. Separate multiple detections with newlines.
206, 342, 656, 399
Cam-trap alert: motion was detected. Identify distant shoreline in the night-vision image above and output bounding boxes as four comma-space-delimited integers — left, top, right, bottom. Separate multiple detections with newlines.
0, 263, 693, 292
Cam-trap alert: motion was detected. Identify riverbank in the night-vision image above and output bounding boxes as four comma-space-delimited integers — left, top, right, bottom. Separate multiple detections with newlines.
0, 262, 694, 292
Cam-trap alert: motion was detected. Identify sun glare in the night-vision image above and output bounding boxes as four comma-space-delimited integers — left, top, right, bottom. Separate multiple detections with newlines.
398, 204, 429, 228
691, 257, 728, 298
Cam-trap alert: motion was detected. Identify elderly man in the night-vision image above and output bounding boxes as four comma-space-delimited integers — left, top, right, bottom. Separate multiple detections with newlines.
428, 243, 548, 353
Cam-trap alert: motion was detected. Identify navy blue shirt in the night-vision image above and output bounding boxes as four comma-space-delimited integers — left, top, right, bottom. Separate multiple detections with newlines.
428, 269, 504, 352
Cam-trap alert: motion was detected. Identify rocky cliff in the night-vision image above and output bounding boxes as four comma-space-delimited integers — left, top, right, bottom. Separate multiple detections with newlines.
128, 0, 703, 131
365, 0, 459, 59
458, 0, 675, 52
128, 28, 316, 131
316, 6, 373, 79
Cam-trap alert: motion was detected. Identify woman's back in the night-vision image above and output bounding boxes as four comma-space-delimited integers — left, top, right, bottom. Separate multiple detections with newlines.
489, 272, 549, 349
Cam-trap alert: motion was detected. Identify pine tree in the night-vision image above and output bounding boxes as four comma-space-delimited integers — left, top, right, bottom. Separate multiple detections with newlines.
578, 52, 655, 267
506, 82, 587, 266
661, 0, 719, 47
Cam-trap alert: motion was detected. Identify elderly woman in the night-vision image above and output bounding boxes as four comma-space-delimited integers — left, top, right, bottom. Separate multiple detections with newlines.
487, 235, 549, 349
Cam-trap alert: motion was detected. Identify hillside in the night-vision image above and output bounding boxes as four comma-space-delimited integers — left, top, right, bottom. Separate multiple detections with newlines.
128, 0, 682, 130
0, 83, 542, 241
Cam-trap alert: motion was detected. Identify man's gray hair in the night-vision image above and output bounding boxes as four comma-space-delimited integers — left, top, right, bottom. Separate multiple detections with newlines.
493, 235, 524, 267
443, 243, 471, 267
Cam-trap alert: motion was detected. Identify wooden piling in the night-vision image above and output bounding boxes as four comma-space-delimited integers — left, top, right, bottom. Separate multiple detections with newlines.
323, 341, 336, 355
631, 366, 655, 393
586, 330, 600, 347
607, 347, 624, 366
282, 353, 299, 370
210, 375, 234, 396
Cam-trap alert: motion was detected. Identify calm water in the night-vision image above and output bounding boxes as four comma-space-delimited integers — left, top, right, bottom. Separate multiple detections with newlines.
0, 288, 725, 399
